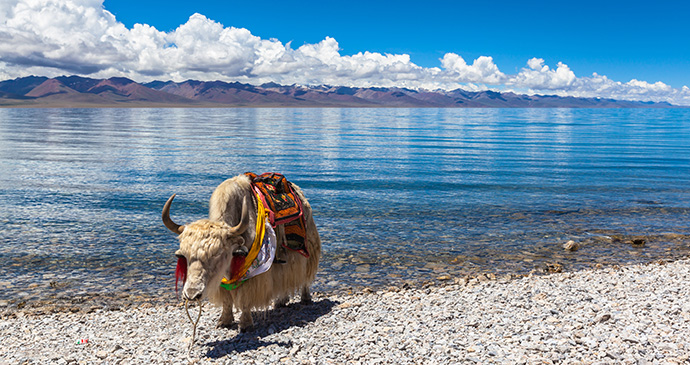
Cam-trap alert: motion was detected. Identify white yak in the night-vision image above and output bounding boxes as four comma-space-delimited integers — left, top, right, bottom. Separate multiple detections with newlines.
162, 174, 321, 331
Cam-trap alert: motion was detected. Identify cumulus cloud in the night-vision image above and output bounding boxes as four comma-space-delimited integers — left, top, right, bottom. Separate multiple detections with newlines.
440, 54, 505, 84
0, 0, 127, 73
504, 59, 690, 105
1, 0, 689, 105
509, 58, 576, 90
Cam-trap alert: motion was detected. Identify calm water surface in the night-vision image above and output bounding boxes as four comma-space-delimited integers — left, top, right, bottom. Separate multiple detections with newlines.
1, 108, 689, 304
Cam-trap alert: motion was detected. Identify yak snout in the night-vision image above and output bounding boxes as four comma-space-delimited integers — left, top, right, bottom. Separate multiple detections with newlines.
182, 261, 207, 301
183, 280, 205, 301
184, 289, 202, 301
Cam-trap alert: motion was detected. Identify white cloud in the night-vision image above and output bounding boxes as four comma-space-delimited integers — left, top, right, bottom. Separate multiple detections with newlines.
0, 0, 688, 105
0, 0, 127, 74
440, 53, 505, 84
505, 59, 690, 105
568, 75, 690, 105
509, 58, 576, 90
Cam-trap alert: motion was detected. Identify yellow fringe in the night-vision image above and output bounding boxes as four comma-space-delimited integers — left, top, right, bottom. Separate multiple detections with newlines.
221, 195, 267, 285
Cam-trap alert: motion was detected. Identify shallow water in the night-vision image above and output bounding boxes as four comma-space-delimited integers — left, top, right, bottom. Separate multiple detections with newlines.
1, 108, 690, 305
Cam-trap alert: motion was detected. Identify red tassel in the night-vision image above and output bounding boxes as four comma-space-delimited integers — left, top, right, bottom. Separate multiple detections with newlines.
175, 256, 187, 296
230, 255, 246, 281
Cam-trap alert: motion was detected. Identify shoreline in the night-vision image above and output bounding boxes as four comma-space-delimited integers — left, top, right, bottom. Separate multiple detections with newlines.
1, 246, 688, 318
4, 231, 690, 318
2, 257, 689, 363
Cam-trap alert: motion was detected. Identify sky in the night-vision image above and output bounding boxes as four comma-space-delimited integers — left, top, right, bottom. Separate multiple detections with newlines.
1, 0, 689, 105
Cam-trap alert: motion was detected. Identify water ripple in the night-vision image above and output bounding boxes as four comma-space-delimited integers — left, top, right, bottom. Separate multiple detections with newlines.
1, 108, 689, 306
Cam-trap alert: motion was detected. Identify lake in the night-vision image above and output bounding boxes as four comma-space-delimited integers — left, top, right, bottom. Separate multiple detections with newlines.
1, 108, 689, 306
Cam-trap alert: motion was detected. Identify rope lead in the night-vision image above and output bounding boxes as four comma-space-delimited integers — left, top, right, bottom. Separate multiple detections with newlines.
184, 298, 203, 362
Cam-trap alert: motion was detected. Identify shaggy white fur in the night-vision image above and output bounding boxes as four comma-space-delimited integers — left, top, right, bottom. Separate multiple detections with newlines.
173, 174, 322, 331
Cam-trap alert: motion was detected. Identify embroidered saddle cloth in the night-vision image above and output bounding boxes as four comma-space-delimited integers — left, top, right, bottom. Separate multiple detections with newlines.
245, 172, 308, 257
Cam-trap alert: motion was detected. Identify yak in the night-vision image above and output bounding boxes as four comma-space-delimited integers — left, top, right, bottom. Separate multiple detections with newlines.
162, 174, 321, 331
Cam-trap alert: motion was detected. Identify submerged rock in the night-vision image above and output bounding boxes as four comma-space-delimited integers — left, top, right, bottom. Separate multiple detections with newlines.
563, 240, 580, 251
544, 263, 563, 273
631, 238, 646, 247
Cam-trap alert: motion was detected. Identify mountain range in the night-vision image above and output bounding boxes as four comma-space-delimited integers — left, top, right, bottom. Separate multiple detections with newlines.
0, 75, 677, 108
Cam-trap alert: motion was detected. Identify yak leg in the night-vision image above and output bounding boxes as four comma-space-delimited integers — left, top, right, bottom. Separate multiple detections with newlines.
217, 294, 236, 329
300, 286, 312, 304
238, 307, 254, 332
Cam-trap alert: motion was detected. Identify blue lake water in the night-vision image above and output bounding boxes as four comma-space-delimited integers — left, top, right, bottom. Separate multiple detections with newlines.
1, 108, 690, 305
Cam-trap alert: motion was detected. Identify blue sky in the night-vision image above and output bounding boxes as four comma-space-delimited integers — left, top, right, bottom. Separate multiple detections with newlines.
104, 0, 690, 88
1, 0, 689, 104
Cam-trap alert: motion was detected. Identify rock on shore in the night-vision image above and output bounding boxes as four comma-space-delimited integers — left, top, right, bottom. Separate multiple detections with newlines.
2, 259, 689, 364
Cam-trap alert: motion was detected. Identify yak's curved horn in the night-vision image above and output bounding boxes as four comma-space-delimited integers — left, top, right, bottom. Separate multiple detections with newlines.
228, 195, 250, 236
162, 194, 185, 235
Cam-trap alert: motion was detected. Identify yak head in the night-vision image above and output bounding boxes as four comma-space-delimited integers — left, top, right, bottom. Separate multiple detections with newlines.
162, 194, 250, 301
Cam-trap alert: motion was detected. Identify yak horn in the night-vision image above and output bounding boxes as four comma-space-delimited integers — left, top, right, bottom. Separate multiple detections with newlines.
228, 195, 250, 236
162, 194, 185, 235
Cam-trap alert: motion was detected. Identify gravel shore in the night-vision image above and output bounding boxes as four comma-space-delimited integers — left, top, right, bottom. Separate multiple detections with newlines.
2, 259, 689, 364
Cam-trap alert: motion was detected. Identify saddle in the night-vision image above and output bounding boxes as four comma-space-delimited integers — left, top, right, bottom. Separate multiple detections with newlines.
245, 172, 309, 257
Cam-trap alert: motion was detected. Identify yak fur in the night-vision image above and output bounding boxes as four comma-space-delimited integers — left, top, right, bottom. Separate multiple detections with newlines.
172, 174, 321, 331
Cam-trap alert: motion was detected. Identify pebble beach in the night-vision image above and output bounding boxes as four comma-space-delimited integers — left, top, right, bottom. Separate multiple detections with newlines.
2, 258, 690, 364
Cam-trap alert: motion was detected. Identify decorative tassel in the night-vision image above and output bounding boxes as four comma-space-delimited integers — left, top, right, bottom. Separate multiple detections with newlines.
230, 255, 246, 281
175, 256, 187, 296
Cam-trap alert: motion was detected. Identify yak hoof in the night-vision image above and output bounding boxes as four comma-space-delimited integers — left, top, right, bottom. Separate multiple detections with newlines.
216, 321, 237, 330
300, 295, 312, 305
274, 297, 289, 308
239, 312, 254, 333
239, 324, 254, 333
300, 288, 312, 304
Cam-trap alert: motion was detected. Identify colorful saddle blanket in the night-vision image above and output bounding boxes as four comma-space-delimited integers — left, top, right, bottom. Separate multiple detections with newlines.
245, 172, 309, 257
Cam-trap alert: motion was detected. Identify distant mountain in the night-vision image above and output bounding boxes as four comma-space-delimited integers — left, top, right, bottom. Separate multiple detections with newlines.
0, 76, 200, 106
0, 76, 49, 97
0, 75, 679, 108
143, 80, 300, 105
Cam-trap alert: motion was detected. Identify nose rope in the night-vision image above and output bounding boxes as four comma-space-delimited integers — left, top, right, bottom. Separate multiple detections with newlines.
184, 298, 203, 362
